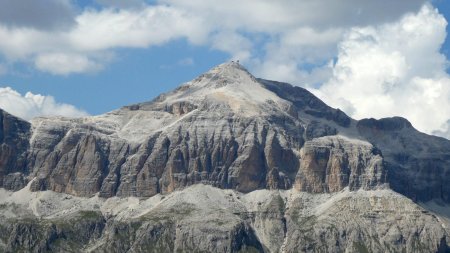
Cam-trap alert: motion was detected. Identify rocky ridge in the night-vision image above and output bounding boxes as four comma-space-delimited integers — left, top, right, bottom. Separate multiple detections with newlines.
2, 62, 388, 198
0, 62, 450, 252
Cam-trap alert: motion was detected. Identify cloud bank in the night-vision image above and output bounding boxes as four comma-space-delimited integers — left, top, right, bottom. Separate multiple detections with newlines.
0, 0, 426, 75
0, 87, 89, 120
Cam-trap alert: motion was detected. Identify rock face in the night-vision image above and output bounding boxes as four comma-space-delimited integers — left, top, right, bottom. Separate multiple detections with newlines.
357, 117, 450, 203
0, 62, 450, 252
1, 184, 449, 253
0, 109, 30, 190
0, 62, 449, 205
0, 62, 389, 199
295, 136, 386, 193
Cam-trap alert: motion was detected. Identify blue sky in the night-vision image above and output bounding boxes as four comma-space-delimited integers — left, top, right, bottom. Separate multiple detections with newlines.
0, 0, 450, 139
1, 40, 229, 114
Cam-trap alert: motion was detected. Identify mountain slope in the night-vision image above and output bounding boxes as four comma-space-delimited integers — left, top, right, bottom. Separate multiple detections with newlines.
0, 62, 450, 252
2, 62, 388, 198
1, 183, 449, 253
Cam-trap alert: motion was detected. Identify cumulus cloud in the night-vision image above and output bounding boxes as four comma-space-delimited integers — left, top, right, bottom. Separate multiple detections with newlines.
0, 87, 89, 120
70, 7, 206, 51
0, 0, 426, 75
210, 31, 253, 61
161, 0, 426, 31
0, 5, 206, 74
433, 120, 450, 139
160, 0, 426, 83
313, 4, 450, 137
251, 28, 341, 85
34, 53, 104, 75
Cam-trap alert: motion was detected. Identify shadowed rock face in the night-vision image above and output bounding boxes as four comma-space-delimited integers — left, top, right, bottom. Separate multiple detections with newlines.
0, 109, 30, 190
0, 62, 449, 205
357, 117, 450, 203
258, 79, 352, 128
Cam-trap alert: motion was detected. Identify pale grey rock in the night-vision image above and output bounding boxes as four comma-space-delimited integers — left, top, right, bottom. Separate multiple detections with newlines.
0, 185, 449, 253
9, 62, 386, 199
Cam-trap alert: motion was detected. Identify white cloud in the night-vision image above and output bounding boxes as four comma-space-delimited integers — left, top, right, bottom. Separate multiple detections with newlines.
34, 53, 103, 75
160, 0, 426, 31
433, 120, 450, 139
69, 7, 207, 51
159, 0, 426, 83
0, 5, 206, 75
251, 28, 342, 85
313, 4, 450, 137
0, 0, 426, 75
0, 87, 89, 120
211, 31, 253, 61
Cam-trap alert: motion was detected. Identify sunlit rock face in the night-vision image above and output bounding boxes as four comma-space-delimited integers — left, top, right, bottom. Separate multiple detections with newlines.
0, 62, 449, 203
1, 62, 450, 252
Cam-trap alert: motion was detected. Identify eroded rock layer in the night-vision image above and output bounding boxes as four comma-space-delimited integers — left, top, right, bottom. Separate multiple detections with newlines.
0, 62, 448, 206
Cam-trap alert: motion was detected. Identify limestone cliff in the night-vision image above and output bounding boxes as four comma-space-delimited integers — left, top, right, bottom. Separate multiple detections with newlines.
0, 62, 448, 205
1, 62, 450, 252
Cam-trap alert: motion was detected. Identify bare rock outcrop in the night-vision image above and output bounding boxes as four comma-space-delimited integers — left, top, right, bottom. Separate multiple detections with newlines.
295, 136, 386, 193
0, 62, 448, 206
1, 184, 449, 253
1, 62, 450, 252
357, 117, 450, 202
0, 109, 30, 190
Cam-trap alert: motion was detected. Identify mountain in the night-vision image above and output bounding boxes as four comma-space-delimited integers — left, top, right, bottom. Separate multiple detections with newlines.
1, 62, 450, 252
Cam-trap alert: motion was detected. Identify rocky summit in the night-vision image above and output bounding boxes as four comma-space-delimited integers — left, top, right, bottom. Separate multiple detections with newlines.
1, 62, 450, 252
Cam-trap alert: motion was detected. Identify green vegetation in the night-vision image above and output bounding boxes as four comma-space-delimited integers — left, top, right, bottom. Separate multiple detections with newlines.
410, 236, 426, 252
50, 237, 79, 253
237, 246, 261, 253
78, 210, 102, 219
275, 194, 285, 213
290, 211, 317, 230
211, 219, 227, 226
140, 203, 196, 223
353, 241, 370, 253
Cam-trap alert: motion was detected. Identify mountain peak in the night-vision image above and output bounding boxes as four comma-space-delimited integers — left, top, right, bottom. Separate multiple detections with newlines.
123, 61, 275, 115
196, 61, 256, 87
213, 60, 247, 72
154, 61, 290, 116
